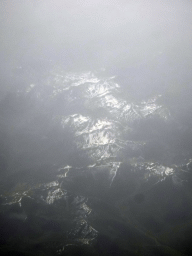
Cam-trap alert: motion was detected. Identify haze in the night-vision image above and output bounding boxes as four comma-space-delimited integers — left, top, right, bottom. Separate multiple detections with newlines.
0, 0, 192, 98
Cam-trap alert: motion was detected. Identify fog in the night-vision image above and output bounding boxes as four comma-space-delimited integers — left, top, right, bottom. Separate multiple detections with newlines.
1, 0, 192, 98
1, 1, 192, 255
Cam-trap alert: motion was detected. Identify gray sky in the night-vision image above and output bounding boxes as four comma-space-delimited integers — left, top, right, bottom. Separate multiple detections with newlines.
0, 0, 192, 97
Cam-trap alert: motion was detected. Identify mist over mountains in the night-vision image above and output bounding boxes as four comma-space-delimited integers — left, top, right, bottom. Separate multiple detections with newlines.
1, 1, 192, 255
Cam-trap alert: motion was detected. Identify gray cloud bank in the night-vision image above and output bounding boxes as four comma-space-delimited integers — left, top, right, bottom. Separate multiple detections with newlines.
0, 0, 192, 98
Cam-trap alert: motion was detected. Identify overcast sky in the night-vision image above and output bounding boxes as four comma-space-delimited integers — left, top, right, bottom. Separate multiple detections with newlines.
0, 0, 192, 97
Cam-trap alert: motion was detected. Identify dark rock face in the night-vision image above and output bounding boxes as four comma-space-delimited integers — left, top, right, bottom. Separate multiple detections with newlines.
0, 155, 8, 173
134, 193, 145, 204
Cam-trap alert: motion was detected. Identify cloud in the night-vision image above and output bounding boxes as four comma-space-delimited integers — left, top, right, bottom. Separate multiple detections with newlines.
0, 0, 192, 82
